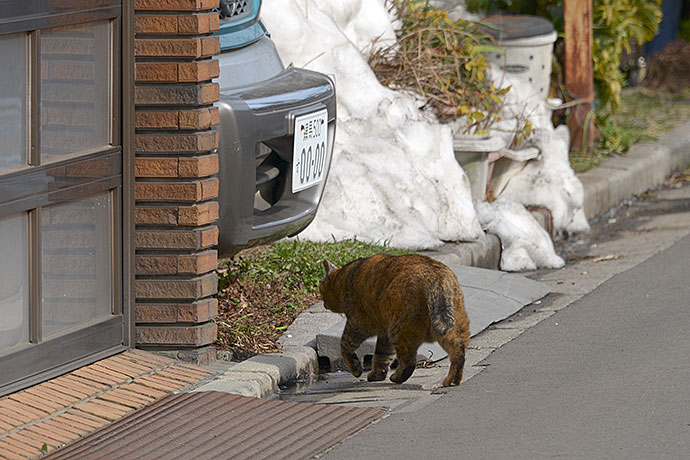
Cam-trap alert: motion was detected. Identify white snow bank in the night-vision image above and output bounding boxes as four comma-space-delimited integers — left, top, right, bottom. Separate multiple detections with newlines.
500, 125, 591, 235
476, 197, 565, 271
489, 70, 590, 236
430, 0, 481, 21
263, 0, 588, 267
311, 0, 398, 52
262, 0, 484, 249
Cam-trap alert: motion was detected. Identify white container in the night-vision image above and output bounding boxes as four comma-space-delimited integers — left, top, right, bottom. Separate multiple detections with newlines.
484, 15, 557, 99
453, 135, 506, 201
488, 147, 541, 197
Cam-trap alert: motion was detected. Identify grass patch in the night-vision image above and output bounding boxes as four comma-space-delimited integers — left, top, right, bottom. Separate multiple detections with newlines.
215, 239, 413, 360
571, 88, 690, 172
601, 87, 690, 141
569, 149, 608, 173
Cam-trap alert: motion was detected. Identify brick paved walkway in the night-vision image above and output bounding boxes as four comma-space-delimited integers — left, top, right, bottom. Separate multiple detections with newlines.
0, 350, 215, 460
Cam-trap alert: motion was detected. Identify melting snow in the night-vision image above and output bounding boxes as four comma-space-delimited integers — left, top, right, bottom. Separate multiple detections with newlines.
261, 0, 588, 268
476, 197, 565, 271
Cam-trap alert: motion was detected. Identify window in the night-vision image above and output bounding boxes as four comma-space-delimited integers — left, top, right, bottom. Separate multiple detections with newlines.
0, 0, 127, 395
41, 193, 113, 339
0, 33, 28, 172
40, 21, 112, 162
0, 213, 30, 353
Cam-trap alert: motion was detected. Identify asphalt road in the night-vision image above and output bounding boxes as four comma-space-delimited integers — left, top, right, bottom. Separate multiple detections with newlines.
321, 199, 690, 459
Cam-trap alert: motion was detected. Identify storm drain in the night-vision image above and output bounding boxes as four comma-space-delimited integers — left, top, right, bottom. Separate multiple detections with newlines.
45, 391, 386, 460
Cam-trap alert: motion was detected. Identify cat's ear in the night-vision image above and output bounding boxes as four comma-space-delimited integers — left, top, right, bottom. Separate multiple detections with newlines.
323, 259, 338, 276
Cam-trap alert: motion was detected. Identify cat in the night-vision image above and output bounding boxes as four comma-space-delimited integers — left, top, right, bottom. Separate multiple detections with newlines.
319, 254, 470, 387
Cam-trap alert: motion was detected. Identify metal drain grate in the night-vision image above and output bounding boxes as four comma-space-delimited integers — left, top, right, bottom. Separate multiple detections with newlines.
45, 391, 386, 460
219, 0, 252, 19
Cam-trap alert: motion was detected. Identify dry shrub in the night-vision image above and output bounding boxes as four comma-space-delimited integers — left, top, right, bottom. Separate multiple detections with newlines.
644, 40, 690, 93
369, 1, 507, 133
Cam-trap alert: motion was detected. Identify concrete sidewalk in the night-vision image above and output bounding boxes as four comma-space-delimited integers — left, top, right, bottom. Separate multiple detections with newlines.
194, 120, 690, 398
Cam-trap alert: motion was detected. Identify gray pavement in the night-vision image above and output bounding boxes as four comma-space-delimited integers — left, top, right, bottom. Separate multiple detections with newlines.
320, 215, 690, 460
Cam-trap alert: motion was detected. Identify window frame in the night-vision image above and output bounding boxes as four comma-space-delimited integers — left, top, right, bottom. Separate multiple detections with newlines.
0, 0, 133, 397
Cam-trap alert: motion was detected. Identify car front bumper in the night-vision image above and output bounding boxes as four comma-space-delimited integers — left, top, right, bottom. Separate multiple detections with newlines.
217, 65, 337, 256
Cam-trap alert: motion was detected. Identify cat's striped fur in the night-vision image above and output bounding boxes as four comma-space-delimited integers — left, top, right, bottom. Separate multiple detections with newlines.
319, 254, 470, 386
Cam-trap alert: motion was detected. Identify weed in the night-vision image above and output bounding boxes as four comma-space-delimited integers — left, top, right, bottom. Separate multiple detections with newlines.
595, 115, 655, 155
572, 88, 690, 171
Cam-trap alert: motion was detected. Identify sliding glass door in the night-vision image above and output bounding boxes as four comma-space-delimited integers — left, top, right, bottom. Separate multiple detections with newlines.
0, 1, 131, 395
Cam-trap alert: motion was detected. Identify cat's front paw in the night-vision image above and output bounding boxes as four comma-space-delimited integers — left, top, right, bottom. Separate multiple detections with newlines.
344, 353, 363, 377
367, 368, 387, 382
350, 364, 362, 378
390, 365, 415, 384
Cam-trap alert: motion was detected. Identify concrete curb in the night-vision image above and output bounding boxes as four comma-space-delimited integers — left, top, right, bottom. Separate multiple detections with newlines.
580, 121, 690, 221
197, 120, 690, 399
193, 346, 317, 398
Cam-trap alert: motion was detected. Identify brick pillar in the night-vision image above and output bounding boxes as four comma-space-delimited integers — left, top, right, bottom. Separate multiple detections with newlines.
133, 0, 221, 364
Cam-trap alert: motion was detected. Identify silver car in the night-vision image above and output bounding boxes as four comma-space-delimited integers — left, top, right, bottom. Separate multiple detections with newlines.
215, 0, 337, 256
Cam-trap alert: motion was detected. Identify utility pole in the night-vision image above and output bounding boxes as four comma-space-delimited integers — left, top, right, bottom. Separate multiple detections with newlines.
563, 0, 597, 152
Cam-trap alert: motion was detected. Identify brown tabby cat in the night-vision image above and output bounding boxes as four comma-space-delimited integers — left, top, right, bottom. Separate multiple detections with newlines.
319, 254, 470, 386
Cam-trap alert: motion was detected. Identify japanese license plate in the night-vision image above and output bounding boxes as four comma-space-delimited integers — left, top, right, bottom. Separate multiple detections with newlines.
292, 109, 328, 193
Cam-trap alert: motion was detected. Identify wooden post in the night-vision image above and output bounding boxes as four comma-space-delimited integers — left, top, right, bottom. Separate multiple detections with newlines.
563, 0, 597, 152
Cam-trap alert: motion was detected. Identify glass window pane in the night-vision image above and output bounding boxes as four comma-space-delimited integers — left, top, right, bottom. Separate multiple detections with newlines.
41, 193, 113, 338
40, 21, 111, 162
0, 213, 30, 352
0, 33, 28, 172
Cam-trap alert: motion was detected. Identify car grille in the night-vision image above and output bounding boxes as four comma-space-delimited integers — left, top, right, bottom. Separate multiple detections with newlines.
254, 142, 288, 212
219, 0, 253, 19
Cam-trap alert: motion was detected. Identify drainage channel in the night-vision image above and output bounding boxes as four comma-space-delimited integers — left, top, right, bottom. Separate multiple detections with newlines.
276, 362, 455, 414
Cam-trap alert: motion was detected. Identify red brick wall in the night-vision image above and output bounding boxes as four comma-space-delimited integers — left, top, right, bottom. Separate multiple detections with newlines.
133, 0, 221, 364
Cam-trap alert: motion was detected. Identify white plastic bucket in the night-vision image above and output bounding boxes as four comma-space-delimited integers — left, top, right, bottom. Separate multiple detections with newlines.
484, 15, 557, 99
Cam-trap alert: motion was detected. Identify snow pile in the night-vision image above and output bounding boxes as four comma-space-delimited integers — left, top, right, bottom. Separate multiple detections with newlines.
262, 0, 588, 268
476, 197, 565, 271
473, 70, 589, 269
489, 70, 590, 236
262, 0, 484, 249
500, 125, 591, 235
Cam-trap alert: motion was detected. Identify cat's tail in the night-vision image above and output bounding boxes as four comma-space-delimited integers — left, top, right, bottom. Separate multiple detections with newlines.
427, 286, 456, 337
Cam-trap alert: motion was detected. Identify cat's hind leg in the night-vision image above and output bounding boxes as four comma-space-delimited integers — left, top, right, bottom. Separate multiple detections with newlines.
439, 327, 467, 387
368, 335, 395, 382
389, 341, 417, 384
340, 320, 367, 378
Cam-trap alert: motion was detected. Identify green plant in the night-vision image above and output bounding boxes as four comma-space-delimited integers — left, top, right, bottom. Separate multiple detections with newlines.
592, 0, 662, 110
595, 115, 654, 154
571, 87, 690, 171
680, 18, 690, 42
466, 0, 662, 111
598, 87, 690, 143
221, 238, 412, 295
369, 1, 508, 134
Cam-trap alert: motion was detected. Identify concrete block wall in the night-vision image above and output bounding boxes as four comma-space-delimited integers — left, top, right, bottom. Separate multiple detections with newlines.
133, 0, 221, 364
